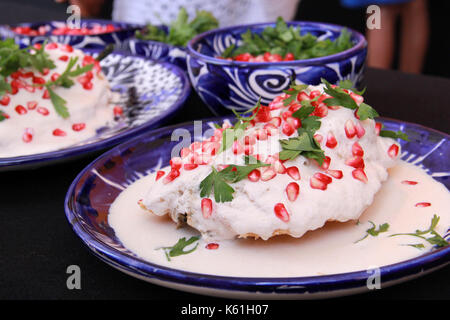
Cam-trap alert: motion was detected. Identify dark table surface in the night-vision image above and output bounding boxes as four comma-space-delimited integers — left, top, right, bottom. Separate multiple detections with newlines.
0, 68, 449, 300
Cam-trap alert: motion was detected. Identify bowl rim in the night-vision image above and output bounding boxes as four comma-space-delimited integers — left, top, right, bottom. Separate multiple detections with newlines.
0, 50, 191, 169
64, 116, 450, 294
187, 20, 367, 66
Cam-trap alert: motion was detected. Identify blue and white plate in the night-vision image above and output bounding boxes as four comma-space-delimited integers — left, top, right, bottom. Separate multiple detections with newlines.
64, 117, 449, 299
0, 51, 190, 171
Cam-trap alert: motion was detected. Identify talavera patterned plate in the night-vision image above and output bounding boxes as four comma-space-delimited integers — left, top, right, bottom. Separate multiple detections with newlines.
0, 51, 190, 171
65, 116, 449, 299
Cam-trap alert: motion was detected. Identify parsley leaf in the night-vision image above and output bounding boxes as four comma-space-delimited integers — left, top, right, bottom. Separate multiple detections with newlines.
279, 130, 325, 164
357, 102, 379, 120
158, 236, 200, 261
379, 130, 409, 141
355, 221, 390, 243
322, 78, 358, 110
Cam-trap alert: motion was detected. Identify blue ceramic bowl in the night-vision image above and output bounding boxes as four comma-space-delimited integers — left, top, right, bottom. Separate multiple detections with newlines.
186, 21, 367, 116
123, 26, 187, 70
0, 19, 139, 49
65, 116, 449, 299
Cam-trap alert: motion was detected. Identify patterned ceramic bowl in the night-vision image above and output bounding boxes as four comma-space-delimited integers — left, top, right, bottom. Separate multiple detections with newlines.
123, 26, 187, 70
186, 21, 367, 115
0, 19, 139, 49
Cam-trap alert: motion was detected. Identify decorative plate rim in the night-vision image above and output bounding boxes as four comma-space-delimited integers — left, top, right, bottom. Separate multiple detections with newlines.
187, 20, 367, 67
64, 116, 450, 294
0, 51, 191, 169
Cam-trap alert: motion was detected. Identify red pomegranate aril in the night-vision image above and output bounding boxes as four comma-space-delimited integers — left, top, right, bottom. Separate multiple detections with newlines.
201, 198, 213, 218
45, 43, 58, 50
310, 177, 327, 190
232, 140, 244, 155
269, 117, 282, 127
286, 116, 301, 129
314, 172, 332, 184
0, 95, 10, 106
261, 167, 277, 181
244, 135, 256, 145
352, 142, 364, 156
33, 77, 46, 85
352, 168, 368, 183
401, 180, 418, 185
244, 144, 254, 155
155, 170, 165, 181
163, 169, 180, 184
314, 134, 323, 144
22, 128, 33, 143
61, 44, 74, 52
235, 53, 252, 62
355, 123, 365, 138
42, 90, 50, 99
113, 106, 123, 117
312, 104, 328, 117
37, 107, 49, 116
247, 169, 261, 182
375, 122, 382, 135
286, 182, 300, 202
415, 202, 431, 208
327, 169, 343, 179
274, 203, 290, 222
59, 55, 69, 62
205, 243, 219, 250
388, 144, 399, 158
273, 160, 287, 174
27, 101, 37, 110
72, 123, 86, 132
15, 105, 27, 115
284, 52, 294, 61
289, 103, 301, 113
184, 163, 198, 170
350, 92, 363, 105
326, 132, 337, 148
83, 82, 93, 90
297, 91, 310, 101
170, 157, 183, 170
263, 123, 278, 136
345, 156, 365, 169
254, 128, 268, 141
320, 156, 331, 170
180, 147, 191, 158
282, 122, 295, 136
286, 166, 301, 181
345, 120, 357, 138
50, 73, 60, 82
52, 128, 67, 137
281, 111, 292, 121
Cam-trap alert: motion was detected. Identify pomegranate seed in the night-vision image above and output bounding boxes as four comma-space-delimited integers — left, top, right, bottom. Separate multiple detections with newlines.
205, 243, 219, 250
61, 44, 74, 52
375, 123, 382, 135
345, 120, 357, 138
312, 104, 328, 117
274, 203, 290, 222
170, 157, 183, 170
72, 123, 86, 132
27, 101, 37, 110
180, 148, 191, 158
352, 142, 364, 156
352, 169, 368, 183
113, 106, 123, 117
247, 169, 261, 182
401, 180, 418, 185
355, 123, 365, 138
244, 144, 254, 155
320, 156, 331, 170
37, 107, 49, 116
286, 116, 301, 129
163, 169, 180, 184
281, 111, 292, 121
59, 55, 69, 62
310, 177, 327, 190
273, 160, 287, 174
297, 91, 310, 101
415, 202, 431, 208
232, 140, 244, 155
286, 182, 300, 202
284, 52, 294, 61
201, 198, 213, 218
15, 105, 27, 115
45, 43, 58, 50
181, 163, 196, 171
42, 90, 50, 99
350, 92, 363, 105
244, 135, 256, 145
202, 141, 220, 155
0, 95, 10, 106
289, 103, 301, 113
345, 156, 365, 169
22, 128, 33, 143
269, 117, 282, 127
83, 82, 93, 90
326, 132, 337, 148
314, 134, 323, 144
51, 73, 60, 82
21, 72, 34, 79
155, 170, 165, 181
326, 170, 343, 179
32, 76, 45, 85
314, 172, 332, 184
261, 167, 277, 181
263, 123, 278, 136
282, 122, 295, 136
254, 128, 268, 140
52, 129, 67, 137
286, 166, 301, 180
388, 144, 399, 158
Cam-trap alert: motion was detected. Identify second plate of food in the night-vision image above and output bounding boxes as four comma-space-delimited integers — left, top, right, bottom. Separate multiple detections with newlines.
0, 41, 190, 171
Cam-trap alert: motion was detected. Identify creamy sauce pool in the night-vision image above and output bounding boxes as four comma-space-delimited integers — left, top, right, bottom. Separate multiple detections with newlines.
108, 161, 450, 277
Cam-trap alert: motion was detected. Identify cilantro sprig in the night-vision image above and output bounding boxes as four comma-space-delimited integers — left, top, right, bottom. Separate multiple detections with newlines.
200, 156, 270, 203
223, 17, 353, 60
157, 236, 200, 261
390, 214, 449, 248
355, 221, 390, 243
136, 7, 219, 47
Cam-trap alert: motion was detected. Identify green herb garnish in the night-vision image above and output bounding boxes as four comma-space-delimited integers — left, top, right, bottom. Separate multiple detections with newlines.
200, 156, 270, 203
390, 214, 449, 248
158, 236, 200, 261
355, 221, 390, 243
379, 130, 409, 141
223, 17, 353, 60
136, 7, 219, 47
